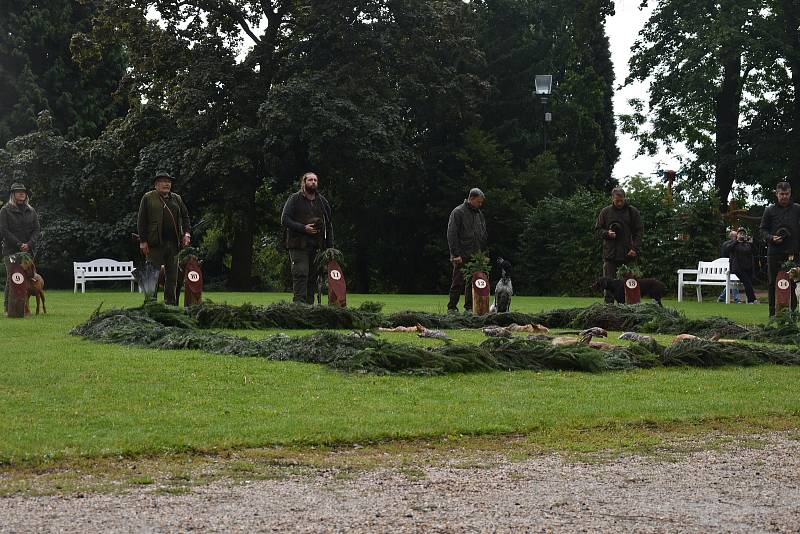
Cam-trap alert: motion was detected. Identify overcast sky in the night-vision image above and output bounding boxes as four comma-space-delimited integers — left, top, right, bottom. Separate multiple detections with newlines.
607, 0, 684, 181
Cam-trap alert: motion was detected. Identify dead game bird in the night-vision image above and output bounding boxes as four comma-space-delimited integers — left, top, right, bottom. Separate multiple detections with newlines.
507, 323, 550, 334
619, 332, 653, 343
482, 326, 513, 338
578, 327, 608, 344
417, 324, 452, 341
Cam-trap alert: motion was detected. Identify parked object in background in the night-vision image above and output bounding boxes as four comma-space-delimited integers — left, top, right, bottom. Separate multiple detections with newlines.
73, 259, 136, 293
676, 258, 740, 303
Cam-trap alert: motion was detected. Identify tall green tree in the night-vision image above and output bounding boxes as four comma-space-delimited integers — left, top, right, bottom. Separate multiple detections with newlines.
475, 0, 618, 193
86, 0, 298, 289
622, 0, 768, 208
260, 0, 487, 292
0, 0, 127, 145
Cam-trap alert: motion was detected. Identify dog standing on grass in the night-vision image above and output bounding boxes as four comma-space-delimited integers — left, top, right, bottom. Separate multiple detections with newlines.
491, 258, 513, 313
316, 266, 328, 305
591, 276, 666, 307
14, 254, 46, 315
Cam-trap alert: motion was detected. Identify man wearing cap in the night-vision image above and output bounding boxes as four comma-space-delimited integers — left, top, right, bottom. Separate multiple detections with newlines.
1, 183, 40, 314
281, 172, 334, 304
446, 188, 488, 312
137, 171, 191, 305
759, 181, 800, 315
595, 187, 643, 303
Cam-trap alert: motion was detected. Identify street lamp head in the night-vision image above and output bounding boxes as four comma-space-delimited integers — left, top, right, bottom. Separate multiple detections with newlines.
534, 74, 552, 96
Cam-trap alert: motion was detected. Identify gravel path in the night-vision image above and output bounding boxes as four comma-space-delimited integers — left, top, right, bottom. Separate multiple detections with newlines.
2, 432, 799, 533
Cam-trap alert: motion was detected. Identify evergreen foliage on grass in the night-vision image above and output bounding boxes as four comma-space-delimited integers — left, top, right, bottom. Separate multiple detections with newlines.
81, 301, 800, 346
188, 301, 384, 330
71, 303, 800, 376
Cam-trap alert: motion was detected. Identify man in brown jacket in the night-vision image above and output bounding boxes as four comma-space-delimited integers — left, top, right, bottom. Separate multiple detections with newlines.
137, 171, 191, 305
595, 187, 643, 303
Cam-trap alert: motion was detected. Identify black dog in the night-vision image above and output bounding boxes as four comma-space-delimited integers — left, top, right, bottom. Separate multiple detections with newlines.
591, 276, 666, 307
316, 266, 328, 305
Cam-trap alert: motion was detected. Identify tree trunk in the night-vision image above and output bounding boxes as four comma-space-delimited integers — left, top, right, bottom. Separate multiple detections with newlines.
227, 181, 257, 291
714, 44, 742, 211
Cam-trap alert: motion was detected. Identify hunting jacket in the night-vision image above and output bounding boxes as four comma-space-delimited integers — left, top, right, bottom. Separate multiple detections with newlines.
759, 202, 800, 255
281, 191, 333, 250
595, 202, 643, 261
137, 190, 190, 248
0, 201, 40, 256
447, 200, 488, 259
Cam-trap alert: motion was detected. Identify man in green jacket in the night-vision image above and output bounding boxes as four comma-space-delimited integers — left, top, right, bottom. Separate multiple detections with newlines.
137, 171, 191, 305
1, 183, 40, 314
595, 187, 643, 303
446, 188, 488, 312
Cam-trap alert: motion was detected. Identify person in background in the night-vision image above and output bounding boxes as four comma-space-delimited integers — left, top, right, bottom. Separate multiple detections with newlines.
446, 188, 488, 313
137, 171, 191, 305
281, 172, 333, 304
0, 183, 40, 315
728, 228, 758, 304
718, 229, 741, 303
759, 181, 800, 315
595, 187, 643, 303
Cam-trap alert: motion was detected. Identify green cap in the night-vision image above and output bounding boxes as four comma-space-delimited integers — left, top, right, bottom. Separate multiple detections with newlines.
154, 170, 172, 182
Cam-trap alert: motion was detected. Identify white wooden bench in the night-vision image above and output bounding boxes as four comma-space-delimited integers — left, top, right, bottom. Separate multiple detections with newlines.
74, 259, 137, 293
677, 258, 741, 303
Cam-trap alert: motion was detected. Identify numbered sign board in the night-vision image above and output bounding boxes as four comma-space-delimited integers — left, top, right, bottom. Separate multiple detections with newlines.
471, 272, 490, 315
182, 256, 203, 308
327, 260, 347, 308
7, 263, 27, 318
623, 276, 641, 304
776, 271, 792, 314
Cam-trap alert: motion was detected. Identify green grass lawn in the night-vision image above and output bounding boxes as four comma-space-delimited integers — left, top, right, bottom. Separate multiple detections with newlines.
1, 290, 798, 467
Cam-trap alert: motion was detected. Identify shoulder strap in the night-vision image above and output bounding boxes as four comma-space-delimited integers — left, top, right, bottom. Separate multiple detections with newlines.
160, 196, 181, 246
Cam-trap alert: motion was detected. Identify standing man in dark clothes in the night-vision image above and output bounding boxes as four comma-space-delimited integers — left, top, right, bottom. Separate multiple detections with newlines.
759, 181, 800, 315
137, 171, 191, 306
0, 183, 40, 314
728, 227, 758, 304
281, 172, 333, 304
446, 188, 488, 312
718, 229, 741, 303
595, 187, 643, 303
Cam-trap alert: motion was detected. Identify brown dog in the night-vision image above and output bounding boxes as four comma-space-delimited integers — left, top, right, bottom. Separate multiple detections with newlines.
17, 256, 46, 315
27, 271, 46, 315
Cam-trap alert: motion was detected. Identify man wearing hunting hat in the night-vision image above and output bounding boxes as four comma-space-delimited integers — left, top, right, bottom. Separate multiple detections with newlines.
595, 187, 643, 303
137, 171, 191, 305
0, 183, 40, 314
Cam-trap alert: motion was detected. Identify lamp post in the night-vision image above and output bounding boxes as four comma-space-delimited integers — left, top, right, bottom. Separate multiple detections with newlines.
534, 74, 553, 151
